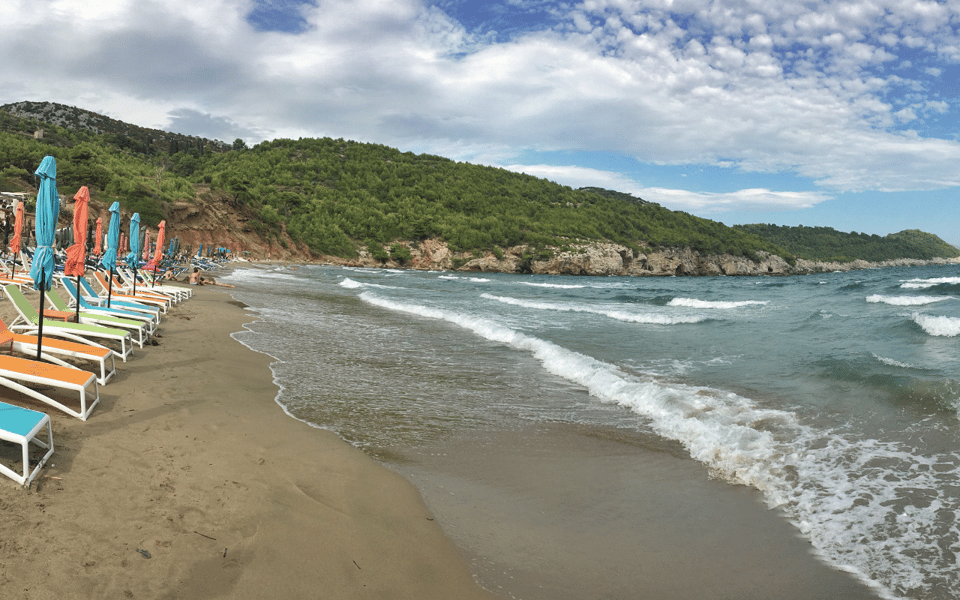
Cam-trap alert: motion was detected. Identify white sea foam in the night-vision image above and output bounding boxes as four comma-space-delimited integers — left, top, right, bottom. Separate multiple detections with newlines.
338, 277, 400, 290
481, 293, 708, 324
339, 278, 364, 289
872, 353, 916, 369
358, 290, 956, 599
912, 313, 960, 337
439, 275, 491, 282
668, 297, 769, 309
867, 294, 954, 306
520, 282, 586, 289
901, 277, 960, 289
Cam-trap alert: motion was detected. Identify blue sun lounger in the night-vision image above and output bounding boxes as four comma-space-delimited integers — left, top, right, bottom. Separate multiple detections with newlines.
0, 402, 54, 486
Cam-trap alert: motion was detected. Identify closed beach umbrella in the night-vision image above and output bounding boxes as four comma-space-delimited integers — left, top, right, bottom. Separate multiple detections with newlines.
146, 221, 165, 283
29, 156, 61, 359
64, 187, 89, 277
100, 201, 121, 307
29, 156, 60, 292
9, 201, 24, 275
142, 230, 151, 262
93, 217, 103, 257
64, 187, 90, 322
126, 213, 140, 297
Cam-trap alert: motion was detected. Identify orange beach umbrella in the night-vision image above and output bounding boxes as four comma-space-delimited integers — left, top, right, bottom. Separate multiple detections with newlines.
64, 186, 89, 277
145, 220, 165, 271
93, 217, 103, 256
9, 201, 23, 256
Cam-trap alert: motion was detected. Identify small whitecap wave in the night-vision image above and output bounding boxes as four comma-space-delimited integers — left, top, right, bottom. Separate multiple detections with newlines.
520, 282, 586, 289
481, 293, 708, 324
338, 278, 399, 290
866, 295, 954, 306
901, 277, 960, 289
912, 313, 960, 337
871, 353, 916, 369
668, 297, 769, 309
440, 275, 491, 282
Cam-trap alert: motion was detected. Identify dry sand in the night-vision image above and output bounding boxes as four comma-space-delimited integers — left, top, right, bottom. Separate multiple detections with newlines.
0, 284, 492, 599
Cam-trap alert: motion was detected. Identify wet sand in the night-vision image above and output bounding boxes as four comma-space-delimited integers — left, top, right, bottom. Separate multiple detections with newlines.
0, 284, 491, 599
394, 423, 884, 600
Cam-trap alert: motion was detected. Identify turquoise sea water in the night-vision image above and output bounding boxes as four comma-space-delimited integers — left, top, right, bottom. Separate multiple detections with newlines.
223, 264, 960, 600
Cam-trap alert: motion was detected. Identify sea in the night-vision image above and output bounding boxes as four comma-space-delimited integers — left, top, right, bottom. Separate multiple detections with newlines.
219, 263, 960, 600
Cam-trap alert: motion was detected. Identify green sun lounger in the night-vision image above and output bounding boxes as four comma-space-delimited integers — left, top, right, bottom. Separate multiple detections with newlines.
45, 288, 151, 347
5, 284, 133, 361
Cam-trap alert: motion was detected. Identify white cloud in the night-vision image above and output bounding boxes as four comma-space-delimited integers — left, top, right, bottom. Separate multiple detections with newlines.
0, 0, 959, 196
636, 187, 832, 212
498, 163, 831, 212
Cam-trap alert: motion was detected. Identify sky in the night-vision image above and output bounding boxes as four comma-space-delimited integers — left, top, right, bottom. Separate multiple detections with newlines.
2, 0, 960, 246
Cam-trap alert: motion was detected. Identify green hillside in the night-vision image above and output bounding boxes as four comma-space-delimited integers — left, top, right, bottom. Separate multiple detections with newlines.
0, 102, 787, 262
193, 137, 786, 259
1, 101, 954, 268
734, 224, 960, 262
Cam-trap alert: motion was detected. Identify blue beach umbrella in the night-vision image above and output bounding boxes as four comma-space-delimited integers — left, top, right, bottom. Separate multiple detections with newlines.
28, 156, 61, 359
29, 156, 60, 292
126, 212, 140, 296
100, 201, 121, 307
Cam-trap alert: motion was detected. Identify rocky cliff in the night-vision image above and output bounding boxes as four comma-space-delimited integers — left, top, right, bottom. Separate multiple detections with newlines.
343, 240, 960, 276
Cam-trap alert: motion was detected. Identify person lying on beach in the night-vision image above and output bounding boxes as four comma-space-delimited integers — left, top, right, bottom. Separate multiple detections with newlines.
190, 267, 235, 288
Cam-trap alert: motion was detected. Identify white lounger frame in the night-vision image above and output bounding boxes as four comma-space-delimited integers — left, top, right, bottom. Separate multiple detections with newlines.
0, 402, 54, 486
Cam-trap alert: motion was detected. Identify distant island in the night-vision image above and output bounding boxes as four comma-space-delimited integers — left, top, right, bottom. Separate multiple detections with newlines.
1, 101, 957, 276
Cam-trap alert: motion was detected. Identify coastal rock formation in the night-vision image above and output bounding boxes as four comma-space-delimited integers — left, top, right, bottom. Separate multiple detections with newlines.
350, 239, 959, 277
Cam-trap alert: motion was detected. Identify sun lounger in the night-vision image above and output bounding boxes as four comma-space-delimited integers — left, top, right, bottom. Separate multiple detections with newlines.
5, 284, 133, 361
0, 318, 115, 385
61, 279, 160, 330
45, 288, 151, 347
76, 277, 162, 320
92, 272, 170, 313
111, 271, 178, 304
135, 269, 192, 300
0, 402, 54, 485
0, 353, 99, 421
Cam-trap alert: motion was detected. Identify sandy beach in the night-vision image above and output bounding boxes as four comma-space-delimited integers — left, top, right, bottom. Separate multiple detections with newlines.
0, 284, 491, 599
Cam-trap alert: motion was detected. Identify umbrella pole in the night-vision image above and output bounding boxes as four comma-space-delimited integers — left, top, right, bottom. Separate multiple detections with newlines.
153, 264, 158, 288
132, 268, 137, 297
75, 274, 81, 322
107, 268, 114, 308
36, 272, 44, 360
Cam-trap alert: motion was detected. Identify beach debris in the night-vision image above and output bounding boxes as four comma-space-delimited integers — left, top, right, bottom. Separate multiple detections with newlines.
353, 560, 361, 570
223, 548, 227, 558
194, 530, 216, 540
136, 548, 151, 559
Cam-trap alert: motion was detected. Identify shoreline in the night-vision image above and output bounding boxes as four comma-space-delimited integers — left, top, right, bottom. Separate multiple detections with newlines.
0, 285, 492, 599
390, 422, 884, 600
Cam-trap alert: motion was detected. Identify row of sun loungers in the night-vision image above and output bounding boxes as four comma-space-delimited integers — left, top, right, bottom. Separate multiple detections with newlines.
0, 267, 194, 485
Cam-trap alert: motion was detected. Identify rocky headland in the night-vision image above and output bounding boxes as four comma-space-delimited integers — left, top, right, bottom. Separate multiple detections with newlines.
330, 239, 960, 277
